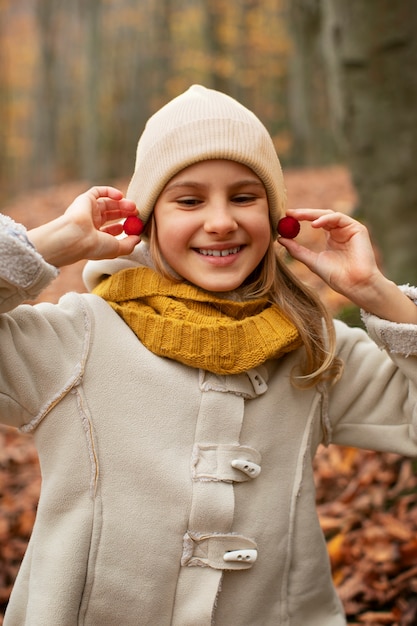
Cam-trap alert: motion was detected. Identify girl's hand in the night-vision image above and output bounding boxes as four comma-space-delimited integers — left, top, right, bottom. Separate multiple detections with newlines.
278, 209, 379, 299
278, 208, 417, 324
29, 186, 141, 267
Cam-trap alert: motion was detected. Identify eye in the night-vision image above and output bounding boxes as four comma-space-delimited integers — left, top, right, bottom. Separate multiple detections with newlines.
233, 194, 256, 204
177, 196, 202, 207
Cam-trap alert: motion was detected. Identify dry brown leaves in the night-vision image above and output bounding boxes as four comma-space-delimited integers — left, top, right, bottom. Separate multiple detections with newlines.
315, 446, 417, 625
1, 167, 417, 624
0, 428, 40, 615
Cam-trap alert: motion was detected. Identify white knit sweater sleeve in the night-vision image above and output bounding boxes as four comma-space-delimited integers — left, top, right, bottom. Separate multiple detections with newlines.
361, 284, 417, 356
0, 214, 58, 312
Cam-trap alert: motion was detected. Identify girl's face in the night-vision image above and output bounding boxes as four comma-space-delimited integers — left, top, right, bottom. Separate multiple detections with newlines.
153, 160, 271, 292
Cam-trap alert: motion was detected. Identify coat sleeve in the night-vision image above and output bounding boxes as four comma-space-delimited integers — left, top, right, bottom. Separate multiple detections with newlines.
327, 289, 417, 455
0, 213, 58, 312
0, 215, 89, 430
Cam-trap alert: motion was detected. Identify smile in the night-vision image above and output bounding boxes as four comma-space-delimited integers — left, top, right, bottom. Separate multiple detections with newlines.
197, 246, 241, 257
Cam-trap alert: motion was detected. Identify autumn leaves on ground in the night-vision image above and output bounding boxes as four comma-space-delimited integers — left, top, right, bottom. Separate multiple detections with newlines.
1, 167, 417, 626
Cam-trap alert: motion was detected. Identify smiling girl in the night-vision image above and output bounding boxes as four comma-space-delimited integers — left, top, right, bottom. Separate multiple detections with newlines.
1, 85, 417, 625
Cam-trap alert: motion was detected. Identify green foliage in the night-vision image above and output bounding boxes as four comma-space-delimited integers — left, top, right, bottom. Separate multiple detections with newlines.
335, 304, 365, 330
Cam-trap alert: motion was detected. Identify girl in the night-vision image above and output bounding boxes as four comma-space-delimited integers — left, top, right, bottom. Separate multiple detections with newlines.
1, 85, 417, 626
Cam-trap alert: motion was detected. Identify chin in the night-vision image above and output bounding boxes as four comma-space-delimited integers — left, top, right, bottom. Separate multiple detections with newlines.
194, 281, 243, 293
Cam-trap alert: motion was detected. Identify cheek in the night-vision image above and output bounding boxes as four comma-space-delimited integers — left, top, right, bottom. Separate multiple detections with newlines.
156, 216, 193, 264
252, 217, 272, 251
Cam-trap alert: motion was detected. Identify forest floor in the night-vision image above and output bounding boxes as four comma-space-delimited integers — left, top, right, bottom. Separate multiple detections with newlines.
1, 166, 417, 625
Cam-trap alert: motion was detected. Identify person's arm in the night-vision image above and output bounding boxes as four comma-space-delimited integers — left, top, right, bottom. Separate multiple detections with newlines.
279, 208, 417, 325
28, 186, 141, 268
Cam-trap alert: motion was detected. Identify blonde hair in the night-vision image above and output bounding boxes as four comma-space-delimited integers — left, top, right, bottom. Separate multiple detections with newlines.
249, 240, 343, 388
146, 214, 343, 389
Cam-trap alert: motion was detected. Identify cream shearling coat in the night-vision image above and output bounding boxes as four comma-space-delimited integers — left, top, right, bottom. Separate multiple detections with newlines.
1, 224, 417, 625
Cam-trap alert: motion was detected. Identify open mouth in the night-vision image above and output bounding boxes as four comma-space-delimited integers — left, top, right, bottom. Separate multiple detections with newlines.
197, 246, 242, 257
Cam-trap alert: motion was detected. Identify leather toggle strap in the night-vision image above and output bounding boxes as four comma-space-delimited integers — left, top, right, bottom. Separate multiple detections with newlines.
181, 531, 258, 570
191, 443, 262, 482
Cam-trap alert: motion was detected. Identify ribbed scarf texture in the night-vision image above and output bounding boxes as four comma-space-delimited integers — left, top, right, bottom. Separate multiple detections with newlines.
93, 267, 302, 375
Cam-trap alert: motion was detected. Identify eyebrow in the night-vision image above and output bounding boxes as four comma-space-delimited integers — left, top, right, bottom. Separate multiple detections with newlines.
164, 179, 265, 192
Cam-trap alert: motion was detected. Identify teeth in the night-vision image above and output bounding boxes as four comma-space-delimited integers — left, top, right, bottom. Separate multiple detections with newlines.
199, 247, 241, 257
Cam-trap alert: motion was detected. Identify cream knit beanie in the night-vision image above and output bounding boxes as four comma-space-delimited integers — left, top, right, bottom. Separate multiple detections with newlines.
126, 84, 286, 235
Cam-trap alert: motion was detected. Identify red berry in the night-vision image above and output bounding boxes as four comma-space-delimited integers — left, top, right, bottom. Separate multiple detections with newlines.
277, 216, 300, 239
123, 215, 144, 236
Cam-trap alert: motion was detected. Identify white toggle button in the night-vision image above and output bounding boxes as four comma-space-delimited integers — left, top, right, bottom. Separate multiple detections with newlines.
231, 459, 261, 478
223, 549, 258, 564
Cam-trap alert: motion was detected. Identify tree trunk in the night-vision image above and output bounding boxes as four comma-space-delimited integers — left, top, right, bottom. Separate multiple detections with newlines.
204, 0, 231, 94
33, 0, 59, 187
288, 0, 339, 165
78, 0, 102, 182
0, 7, 9, 202
322, 0, 417, 284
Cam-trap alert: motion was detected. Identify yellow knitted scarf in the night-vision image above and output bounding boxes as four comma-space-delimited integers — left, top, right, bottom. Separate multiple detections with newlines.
93, 267, 302, 375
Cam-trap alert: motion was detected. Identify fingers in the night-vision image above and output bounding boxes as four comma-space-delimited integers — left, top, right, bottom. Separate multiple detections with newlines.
62, 186, 143, 260
82, 186, 137, 213
278, 236, 319, 271
282, 208, 366, 244
287, 208, 365, 232
87, 185, 125, 201
69, 187, 136, 214
278, 208, 379, 297
92, 187, 137, 214
88, 187, 143, 256
96, 197, 138, 224
286, 208, 354, 228
116, 235, 142, 257
69, 186, 139, 230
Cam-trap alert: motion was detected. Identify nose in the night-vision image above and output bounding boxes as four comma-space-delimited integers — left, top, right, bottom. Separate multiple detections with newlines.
204, 202, 238, 235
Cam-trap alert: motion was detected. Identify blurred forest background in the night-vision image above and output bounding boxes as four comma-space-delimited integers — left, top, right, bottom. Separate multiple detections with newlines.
1, 0, 417, 282
2, 1, 417, 624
